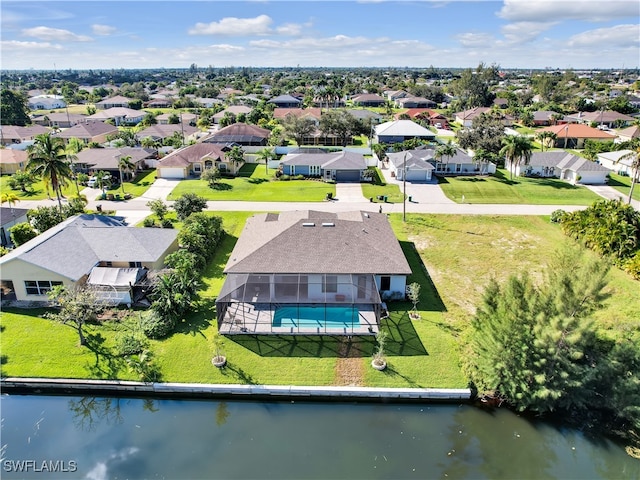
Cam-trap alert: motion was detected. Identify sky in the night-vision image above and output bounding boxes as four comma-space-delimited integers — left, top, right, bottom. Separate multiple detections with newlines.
1, 0, 639, 71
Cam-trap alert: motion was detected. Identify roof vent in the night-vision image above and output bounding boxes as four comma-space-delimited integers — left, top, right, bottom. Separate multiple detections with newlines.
302, 222, 315, 227
322, 222, 335, 227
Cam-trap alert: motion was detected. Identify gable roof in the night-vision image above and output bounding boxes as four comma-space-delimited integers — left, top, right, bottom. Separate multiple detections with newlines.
95, 95, 133, 106
0, 214, 177, 282
540, 124, 616, 139
268, 94, 302, 105
617, 125, 640, 139
0, 125, 50, 140
88, 107, 145, 120
529, 151, 609, 173
225, 211, 411, 275
56, 121, 118, 139
75, 147, 155, 170
0, 207, 29, 225
204, 123, 270, 144
0, 149, 28, 165
157, 143, 227, 168
273, 108, 322, 120
137, 123, 199, 140
281, 151, 367, 170
375, 120, 436, 138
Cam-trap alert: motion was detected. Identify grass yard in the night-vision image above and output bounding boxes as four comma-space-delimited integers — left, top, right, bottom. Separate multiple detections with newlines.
1, 174, 79, 201
105, 169, 157, 198
2, 212, 638, 388
607, 173, 640, 202
361, 167, 405, 203
438, 169, 602, 205
168, 163, 336, 202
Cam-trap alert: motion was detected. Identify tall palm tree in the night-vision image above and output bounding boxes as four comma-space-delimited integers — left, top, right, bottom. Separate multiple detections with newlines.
535, 131, 557, 152
118, 155, 135, 194
436, 141, 457, 171
256, 147, 274, 174
617, 138, 640, 204
224, 146, 244, 175
27, 133, 73, 211
500, 135, 533, 180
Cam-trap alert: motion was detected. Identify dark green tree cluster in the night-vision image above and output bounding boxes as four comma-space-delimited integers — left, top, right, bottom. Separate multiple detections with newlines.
559, 199, 640, 279
1, 89, 30, 126
143, 213, 224, 339
464, 250, 639, 437
456, 113, 506, 157
173, 193, 208, 221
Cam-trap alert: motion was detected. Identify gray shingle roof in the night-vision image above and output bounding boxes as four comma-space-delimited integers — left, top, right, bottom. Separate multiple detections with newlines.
225, 211, 412, 276
0, 214, 177, 281
281, 151, 366, 170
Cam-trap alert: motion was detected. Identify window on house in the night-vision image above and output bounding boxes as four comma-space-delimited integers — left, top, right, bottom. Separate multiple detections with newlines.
24, 280, 63, 295
193, 164, 202, 173
129, 261, 142, 268
380, 276, 391, 291
309, 165, 320, 176
322, 275, 338, 293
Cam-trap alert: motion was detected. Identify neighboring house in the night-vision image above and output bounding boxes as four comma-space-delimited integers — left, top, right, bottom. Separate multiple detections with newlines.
0, 125, 50, 146
136, 124, 200, 144
31, 112, 87, 128
385, 147, 494, 179
0, 214, 178, 305
395, 97, 437, 109
55, 121, 119, 145
145, 99, 174, 109
215, 210, 412, 335
627, 95, 640, 109
0, 149, 28, 175
268, 94, 302, 108
0, 206, 29, 247
397, 109, 449, 128
455, 107, 514, 127
194, 97, 223, 108
75, 147, 156, 177
351, 93, 386, 107
507, 151, 610, 184
203, 123, 270, 146
88, 107, 145, 126
155, 112, 198, 125
493, 98, 509, 109
565, 110, 635, 128
273, 108, 322, 125
95, 95, 134, 109
346, 109, 383, 125
597, 150, 635, 176
212, 106, 254, 124
538, 124, 616, 149
280, 150, 368, 182
156, 143, 232, 178
532, 111, 560, 126
615, 125, 640, 143
384, 90, 410, 101
28, 95, 66, 110
374, 120, 436, 144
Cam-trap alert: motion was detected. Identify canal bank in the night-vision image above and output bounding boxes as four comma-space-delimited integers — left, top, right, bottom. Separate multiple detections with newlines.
1, 377, 471, 403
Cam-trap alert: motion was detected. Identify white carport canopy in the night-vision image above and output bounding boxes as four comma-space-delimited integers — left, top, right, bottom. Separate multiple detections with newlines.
88, 267, 146, 287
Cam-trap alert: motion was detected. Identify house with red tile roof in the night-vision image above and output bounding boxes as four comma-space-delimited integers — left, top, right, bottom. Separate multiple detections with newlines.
539, 124, 616, 149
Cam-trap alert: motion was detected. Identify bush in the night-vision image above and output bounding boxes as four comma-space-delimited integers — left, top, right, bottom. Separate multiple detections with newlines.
173, 193, 207, 221
624, 251, 640, 280
550, 209, 566, 223
294, 174, 305, 180
115, 331, 148, 356
140, 310, 175, 339
279, 174, 290, 181
142, 217, 156, 228
161, 218, 174, 229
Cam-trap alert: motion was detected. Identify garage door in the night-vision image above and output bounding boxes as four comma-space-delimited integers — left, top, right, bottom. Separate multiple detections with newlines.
335, 170, 361, 182
406, 169, 428, 182
159, 167, 185, 179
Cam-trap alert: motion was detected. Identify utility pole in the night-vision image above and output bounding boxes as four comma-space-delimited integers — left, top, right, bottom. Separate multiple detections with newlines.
403, 152, 407, 222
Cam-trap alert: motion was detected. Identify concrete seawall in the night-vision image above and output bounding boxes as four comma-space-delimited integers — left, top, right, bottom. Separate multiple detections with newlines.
1, 377, 472, 403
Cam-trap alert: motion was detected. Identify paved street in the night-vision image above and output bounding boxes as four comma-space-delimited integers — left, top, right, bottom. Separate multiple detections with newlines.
11, 175, 637, 227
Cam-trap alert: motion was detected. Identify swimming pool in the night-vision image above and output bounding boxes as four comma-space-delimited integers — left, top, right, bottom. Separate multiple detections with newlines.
272, 305, 360, 329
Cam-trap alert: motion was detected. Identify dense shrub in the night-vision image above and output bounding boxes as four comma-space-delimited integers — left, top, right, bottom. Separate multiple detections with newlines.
294, 174, 305, 180
550, 209, 566, 223
140, 310, 175, 339
279, 174, 290, 181
142, 217, 156, 227
173, 193, 207, 221
115, 331, 148, 356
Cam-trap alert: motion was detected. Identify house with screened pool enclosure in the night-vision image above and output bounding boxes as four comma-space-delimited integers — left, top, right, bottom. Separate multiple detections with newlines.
216, 210, 412, 335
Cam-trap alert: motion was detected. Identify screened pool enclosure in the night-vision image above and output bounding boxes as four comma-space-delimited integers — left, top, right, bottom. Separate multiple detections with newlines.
216, 273, 383, 335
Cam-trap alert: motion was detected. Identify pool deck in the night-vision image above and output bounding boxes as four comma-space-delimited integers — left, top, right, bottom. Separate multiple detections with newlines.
1, 377, 472, 403
219, 302, 379, 335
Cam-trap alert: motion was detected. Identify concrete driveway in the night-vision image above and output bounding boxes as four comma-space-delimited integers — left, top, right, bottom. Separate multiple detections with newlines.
379, 164, 454, 204
334, 183, 367, 202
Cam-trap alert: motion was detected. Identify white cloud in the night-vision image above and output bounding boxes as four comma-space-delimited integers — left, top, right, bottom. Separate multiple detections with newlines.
276, 23, 303, 36
21, 26, 92, 42
501, 21, 557, 43
568, 24, 640, 48
457, 32, 495, 48
92, 24, 116, 36
1, 40, 63, 51
188, 14, 273, 35
498, 0, 638, 23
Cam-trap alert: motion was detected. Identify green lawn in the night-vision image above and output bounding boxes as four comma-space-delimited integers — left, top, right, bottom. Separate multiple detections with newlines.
607, 173, 640, 202
438, 169, 602, 205
105, 169, 157, 199
361, 167, 405, 203
168, 163, 336, 202
2, 212, 637, 388
1, 175, 79, 201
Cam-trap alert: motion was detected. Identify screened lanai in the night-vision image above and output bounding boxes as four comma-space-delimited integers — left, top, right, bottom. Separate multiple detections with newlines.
216, 273, 382, 335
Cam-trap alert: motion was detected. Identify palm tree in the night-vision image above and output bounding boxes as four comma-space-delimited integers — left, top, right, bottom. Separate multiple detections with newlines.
500, 135, 533, 180
617, 138, 640, 204
27, 133, 73, 211
256, 147, 275, 174
118, 155, 135, 194
94, 170, 111, 196
140, 136, 159, 149
435, 141, 457, 171
0, 191, 20, 216
472, 148, 493, 175
535, 131, 557, 152
224, 146, 244, 175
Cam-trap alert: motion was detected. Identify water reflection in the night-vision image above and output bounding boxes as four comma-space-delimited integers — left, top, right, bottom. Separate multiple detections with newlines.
1, 395, 637, 480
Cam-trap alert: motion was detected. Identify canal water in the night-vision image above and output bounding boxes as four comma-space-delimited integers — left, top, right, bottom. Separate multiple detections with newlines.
1, 394, 638, 479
